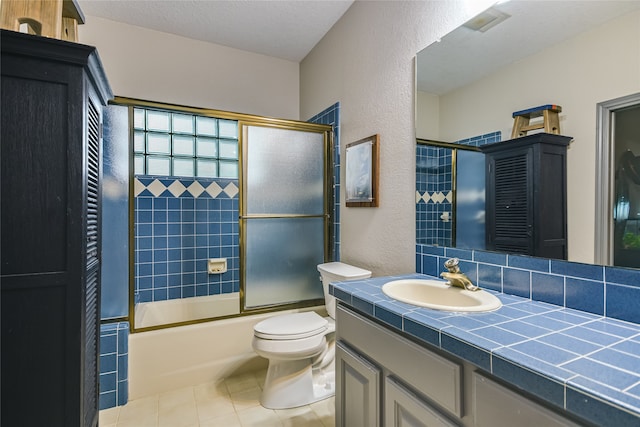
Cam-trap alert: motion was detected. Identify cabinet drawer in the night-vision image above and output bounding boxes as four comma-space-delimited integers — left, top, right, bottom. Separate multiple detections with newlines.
337, 305, 463, 418
473, 373, 579, 427
385, 377, 459, 427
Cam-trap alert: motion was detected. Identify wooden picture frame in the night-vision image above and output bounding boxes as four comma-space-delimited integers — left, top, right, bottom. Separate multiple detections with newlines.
345, 134, 379, 207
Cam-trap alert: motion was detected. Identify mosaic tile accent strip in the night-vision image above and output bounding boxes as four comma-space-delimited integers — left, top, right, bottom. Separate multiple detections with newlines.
135, 177, 239, 199
99, 322, 129, 410
135, 176, 239, 303
330, 275, 640, 426
308, 102, 341, 261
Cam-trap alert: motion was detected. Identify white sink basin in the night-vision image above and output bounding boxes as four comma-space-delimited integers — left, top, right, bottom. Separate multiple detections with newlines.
382, 279, 502, 312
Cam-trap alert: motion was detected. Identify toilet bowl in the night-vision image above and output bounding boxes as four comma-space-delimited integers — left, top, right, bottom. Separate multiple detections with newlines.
252, 262, 371, 409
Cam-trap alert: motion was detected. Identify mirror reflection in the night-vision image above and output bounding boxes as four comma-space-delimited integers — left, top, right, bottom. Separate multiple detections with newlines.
416, 0, 640, 268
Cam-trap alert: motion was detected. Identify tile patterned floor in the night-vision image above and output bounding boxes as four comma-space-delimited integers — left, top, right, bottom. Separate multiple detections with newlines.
99, 369, 335, 427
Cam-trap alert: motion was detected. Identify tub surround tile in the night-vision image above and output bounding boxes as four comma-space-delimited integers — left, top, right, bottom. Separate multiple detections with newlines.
100, 322, 129, 410
330, 274, 640, 425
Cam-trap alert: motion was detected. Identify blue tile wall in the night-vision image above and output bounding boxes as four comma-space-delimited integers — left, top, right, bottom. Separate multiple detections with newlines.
308, 102, 341, 261
416, 244, 640, 324
134, 177, 239, 303
99, 322, 129, 409
416, 144, 453, 246
416, 131, 501, 247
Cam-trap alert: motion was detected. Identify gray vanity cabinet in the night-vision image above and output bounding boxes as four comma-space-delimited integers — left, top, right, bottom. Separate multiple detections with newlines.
336, 304, 463, 427
385, 377, 459, 427
335, 304, 582, 427
335, 342, 381, 427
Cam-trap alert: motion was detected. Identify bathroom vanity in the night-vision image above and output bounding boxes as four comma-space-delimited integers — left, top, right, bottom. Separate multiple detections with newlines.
331, 274, 640, 427
336, 305, 581, 427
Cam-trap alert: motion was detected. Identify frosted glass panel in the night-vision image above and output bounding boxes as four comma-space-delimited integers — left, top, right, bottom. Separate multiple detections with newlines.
134, 108, 145, 129
147, 133, 170, 154
219, 161, 238, 178
147, 156, 170, 175
219, 119, 238, 138
219, 139, 238, 159
244, 218, 325, 308
134, 155, 144, 174
134, 131, 145, 153
173, 135, 194, 156
197, 116, 217, 136
172, 113, 193, 134
197, 159, 217, 178
456, 150, 486, 250
196, 137, 217, 158
245, 126, 324, 215
102, 105, 130, 319
173, 158, 194, 177
147, 110, 170, 132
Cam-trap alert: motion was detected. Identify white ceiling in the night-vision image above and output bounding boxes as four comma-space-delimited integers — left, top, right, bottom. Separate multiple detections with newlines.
418, 0, 640, 95
77, 0, 354, 62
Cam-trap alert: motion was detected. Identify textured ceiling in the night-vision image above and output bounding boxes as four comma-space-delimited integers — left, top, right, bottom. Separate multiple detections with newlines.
418, 0, 640, 95
77, 0, 354, 62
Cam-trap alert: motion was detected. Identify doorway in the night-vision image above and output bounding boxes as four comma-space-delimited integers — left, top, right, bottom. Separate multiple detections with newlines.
595, 93, 640, 267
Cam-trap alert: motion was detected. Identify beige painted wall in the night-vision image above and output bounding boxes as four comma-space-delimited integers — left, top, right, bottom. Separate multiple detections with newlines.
300, 0, 494, 276
418, 9, 640, 264
78, 16, 300, 119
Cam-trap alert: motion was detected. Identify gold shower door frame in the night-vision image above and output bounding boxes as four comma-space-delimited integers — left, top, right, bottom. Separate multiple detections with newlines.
238, 120, 334, 314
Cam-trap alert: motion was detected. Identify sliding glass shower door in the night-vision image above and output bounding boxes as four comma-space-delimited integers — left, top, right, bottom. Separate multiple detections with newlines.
240, 123, 330, 310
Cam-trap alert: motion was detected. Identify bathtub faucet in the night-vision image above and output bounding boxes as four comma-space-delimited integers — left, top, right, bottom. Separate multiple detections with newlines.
440, 258, 479, 292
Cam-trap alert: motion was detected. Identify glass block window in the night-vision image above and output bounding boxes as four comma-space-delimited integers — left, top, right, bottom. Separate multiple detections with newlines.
133, 107, 239, 178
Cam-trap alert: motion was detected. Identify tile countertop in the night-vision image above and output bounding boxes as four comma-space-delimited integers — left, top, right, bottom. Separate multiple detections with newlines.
330, 273, 640, 427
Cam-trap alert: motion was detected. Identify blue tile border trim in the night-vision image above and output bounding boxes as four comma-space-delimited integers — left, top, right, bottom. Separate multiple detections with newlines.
331, 275, 640, 425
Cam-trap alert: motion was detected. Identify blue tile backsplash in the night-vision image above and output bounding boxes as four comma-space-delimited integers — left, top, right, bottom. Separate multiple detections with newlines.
99, 322, 129, 410
134, 177, 239, 303
416, 243, 640, 324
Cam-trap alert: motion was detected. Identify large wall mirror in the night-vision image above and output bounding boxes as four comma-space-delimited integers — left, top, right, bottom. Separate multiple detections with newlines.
416, 0, 640, 268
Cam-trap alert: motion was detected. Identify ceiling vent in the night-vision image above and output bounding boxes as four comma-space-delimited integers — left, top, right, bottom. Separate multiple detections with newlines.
463, 8, 511, 33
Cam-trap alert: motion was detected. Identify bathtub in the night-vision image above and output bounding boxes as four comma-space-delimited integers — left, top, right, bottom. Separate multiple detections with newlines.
134, 293, 241, 329
129, 300, 326, 399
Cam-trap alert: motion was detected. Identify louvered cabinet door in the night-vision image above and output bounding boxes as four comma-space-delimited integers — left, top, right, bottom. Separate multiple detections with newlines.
1, 30, 111, 427
486, 147, 534, 255
483, 134, 570, 260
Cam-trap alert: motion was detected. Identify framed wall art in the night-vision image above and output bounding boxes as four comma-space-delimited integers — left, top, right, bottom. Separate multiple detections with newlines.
345, 134, 379, 207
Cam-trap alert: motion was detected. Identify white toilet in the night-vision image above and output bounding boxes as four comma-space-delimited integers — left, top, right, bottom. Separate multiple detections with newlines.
252, 262, 371, 409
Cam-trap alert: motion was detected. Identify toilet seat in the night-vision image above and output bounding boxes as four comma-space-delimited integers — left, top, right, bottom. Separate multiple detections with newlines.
254, 312, 328, 340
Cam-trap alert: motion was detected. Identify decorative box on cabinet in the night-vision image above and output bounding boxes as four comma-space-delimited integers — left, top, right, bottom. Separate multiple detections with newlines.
1, 30, 112, 427
482, 133, 572, 259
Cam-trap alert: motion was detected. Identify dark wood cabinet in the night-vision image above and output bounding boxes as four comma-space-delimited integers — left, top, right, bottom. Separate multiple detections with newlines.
482, 133, 572, 260
1, 30, 112, 427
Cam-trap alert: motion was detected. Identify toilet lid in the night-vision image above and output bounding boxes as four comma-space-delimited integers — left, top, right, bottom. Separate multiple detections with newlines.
254, 312, 328, 340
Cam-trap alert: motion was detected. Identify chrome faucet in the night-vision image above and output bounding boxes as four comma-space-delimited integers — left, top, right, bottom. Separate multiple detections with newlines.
440, 258, 479, 291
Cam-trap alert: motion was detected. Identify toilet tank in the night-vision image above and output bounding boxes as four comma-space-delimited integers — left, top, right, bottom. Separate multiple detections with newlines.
317, 262, 371, 318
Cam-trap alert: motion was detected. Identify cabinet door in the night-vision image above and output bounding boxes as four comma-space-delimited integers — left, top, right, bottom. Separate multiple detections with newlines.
336, 341, 381, 427
385, 377, 459, 427
486, 146, 533, 255
473, 373, 579, 427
